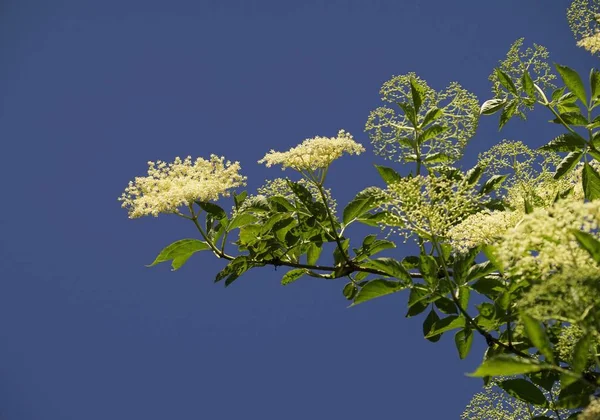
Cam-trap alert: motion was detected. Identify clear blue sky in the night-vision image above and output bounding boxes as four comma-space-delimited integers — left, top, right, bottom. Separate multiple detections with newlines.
0, 1, 595, 419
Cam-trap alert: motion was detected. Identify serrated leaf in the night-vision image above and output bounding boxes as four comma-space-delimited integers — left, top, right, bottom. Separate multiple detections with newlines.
398, 102, 417, 126
374, 164, 402, 185
480, 98, 507, 115
465, 164, 484, 186
148, 239, 211, 270
554, 151, 583, 179
539, 133, 587, 152
197, 201, 227, 221
361, 257, 411, 283
434, 297, 457, 314
281, 269, 308, 285
419, 255, 438, 286
342, 282, 358, 300
410, 78, 423, 113
479, 174, 508, 195
562, 334, 591, 388
498, 379, 548, 406
425, 315, 465, 337
521, 313, 555, 364
422, 107, 443, 126
419, 124, 448, 143
215, 256, 252, 286
343, 194, 377, 225
306, 242, 322, 265
228, 213, 258, 230
571, 229, 600, 264
423, 309, 441, 342
522, 71, 536, 100
496, 69, 518, 95
582, 162, 600, 200
551, 112, 588, 126
556, 64, 587, 106
499, 100, 518, 130
591, 68, 600, 101
352, 279, 408, 306
468, 355, 547, 377
455, 328, 474, 359
466, 261, 497, 283
423, 152, 452, 163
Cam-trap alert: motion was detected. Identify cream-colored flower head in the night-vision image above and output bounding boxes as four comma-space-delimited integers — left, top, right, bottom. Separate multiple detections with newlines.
379, 175, 481, 241
258, 130, 364, 172
119, 155, 246, 218
496, 199, 600, 280
578, 32, 600, 54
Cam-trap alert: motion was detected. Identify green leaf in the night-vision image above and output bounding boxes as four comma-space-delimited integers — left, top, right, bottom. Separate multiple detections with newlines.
233, 191, 248, 210
375, 164, 402, 185
479, 174, 508, 195
355, 238, 396, 260
465, 164, 484, 186
466, 261, 497, 283
554, 151, 583, 179
421, 107, 443, 127
582, 162, 600, 200
423, 152, 452, 163
198, 201, 227, 221
521, 313, 555, 364
498, 379, 548, 406
551, 112, 588, 126
425, 315, 465, 337
228, 213, 258, 230
555, 64, 587, 106
455, 328, 473, 359
361, 257, 411, 283
477, 303, 496, 319
352, 279, 408, 306
398, 102, 418, 126
496, 69, 518, 95
434, 297, 457, 314
539, 133, 587, 152
343, 194, 377, 226
423, 309, 441, 342
356, 211, 391, 226
468, 355, 547, 377
419, 255, 438, 287
306, 242, 322, 265
571, 229, 600, 264
342, 282, 358, 300
419, 125, 448, 143
571, 334, 591, 376
453, 247, 480, 284
215, 256, 252, 286
499, 100, 517, 130
562, 334, 591, 388
522, 71, 536, 100
481, 98, 507, 115
482, 245, 504, 275
410, 78, 423, 112
149, 239, 211, 270
591, 68, 600, 101
281, 269, 308, 285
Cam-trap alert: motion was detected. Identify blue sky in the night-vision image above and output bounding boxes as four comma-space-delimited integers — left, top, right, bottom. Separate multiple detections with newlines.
0, 1, 596, 419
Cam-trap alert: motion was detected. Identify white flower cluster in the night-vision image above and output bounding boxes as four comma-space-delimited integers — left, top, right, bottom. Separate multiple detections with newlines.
119, 155, 245, 218
579, 398, 600, 420
578, 32, 600, 54
447, 210, 524, 254
380, 175, 481, 241
496, 199, 600, 280
258, 130, 364, 172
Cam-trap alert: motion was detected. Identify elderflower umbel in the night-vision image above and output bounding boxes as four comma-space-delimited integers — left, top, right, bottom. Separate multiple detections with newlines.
579, 398, 600, 420
496, 199, 600, 280
119, 155, 246, 218
379, 175, 481, 241
258, 130, 364, 172
578, 32, 600, 54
